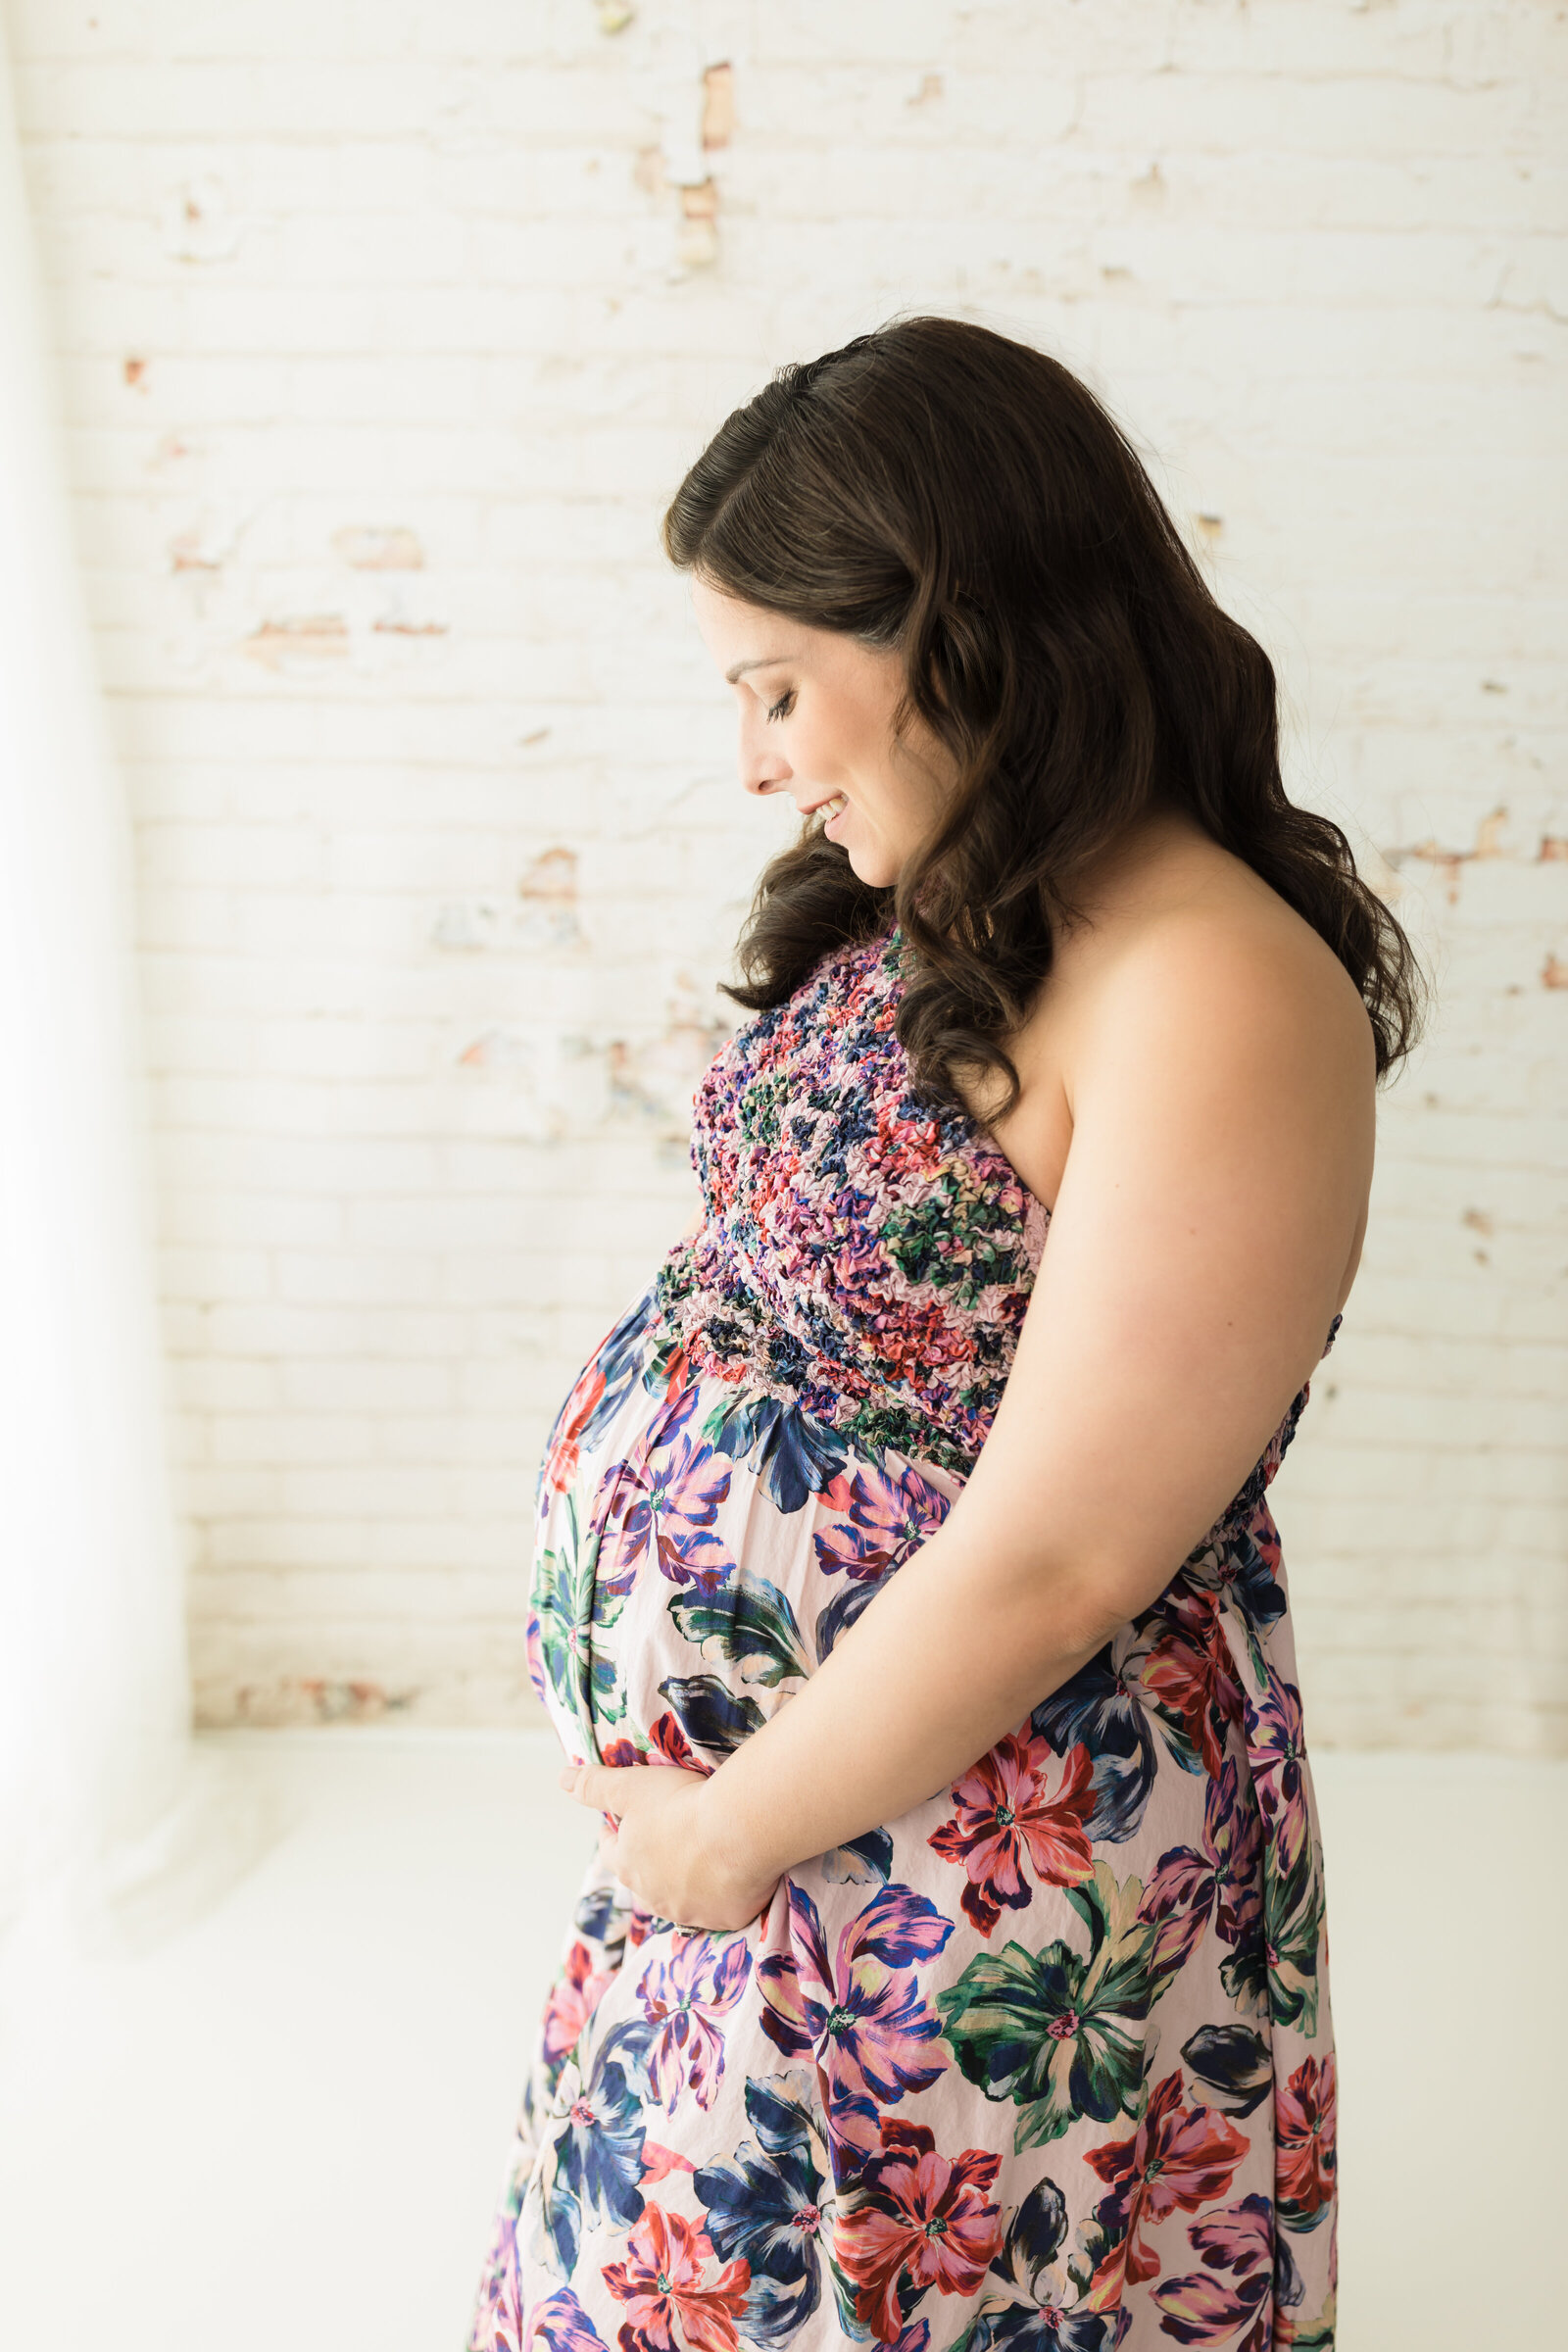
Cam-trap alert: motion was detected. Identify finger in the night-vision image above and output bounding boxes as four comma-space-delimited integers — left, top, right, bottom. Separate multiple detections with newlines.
559, 1760, 619, 1811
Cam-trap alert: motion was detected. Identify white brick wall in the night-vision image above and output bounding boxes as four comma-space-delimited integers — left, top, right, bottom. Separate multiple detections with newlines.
10, 0, 1565, 1750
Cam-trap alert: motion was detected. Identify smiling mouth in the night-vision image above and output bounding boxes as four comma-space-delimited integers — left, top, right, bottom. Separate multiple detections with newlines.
804, 794, 848, 820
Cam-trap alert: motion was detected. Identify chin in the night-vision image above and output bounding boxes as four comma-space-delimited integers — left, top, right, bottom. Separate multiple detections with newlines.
845, 840, 900, 891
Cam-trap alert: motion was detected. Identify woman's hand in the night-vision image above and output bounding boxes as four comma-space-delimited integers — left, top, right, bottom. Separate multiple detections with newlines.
558, 1758, 781, 1934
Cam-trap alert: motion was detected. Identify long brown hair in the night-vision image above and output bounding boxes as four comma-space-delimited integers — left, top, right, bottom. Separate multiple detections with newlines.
663, 316, 1420, 1109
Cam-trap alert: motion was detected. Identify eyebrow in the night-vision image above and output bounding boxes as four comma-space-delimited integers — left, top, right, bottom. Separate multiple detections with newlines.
725, 653, 801, 682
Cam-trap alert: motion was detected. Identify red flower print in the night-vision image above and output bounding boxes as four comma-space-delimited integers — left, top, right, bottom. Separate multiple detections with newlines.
1084, 2070, 1250, 2300
1277, 2053, 1336, 2225
836, 2116, 1002, 2344
928, 1731, 1096, 1933
541, 1938, 615, 2073
638, 1934, 752, 2113
644, 1713, 710, 1776
601, 2201, 750, 2352
545, 1359, 607, 1494
1144, 1592, 1245, 1781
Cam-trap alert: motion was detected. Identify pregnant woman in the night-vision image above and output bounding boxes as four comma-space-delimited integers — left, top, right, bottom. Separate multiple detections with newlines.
468, 318, 1417, 2352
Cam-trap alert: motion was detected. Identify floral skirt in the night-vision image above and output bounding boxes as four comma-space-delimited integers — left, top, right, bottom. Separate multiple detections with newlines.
466, 1291, 1338, 2352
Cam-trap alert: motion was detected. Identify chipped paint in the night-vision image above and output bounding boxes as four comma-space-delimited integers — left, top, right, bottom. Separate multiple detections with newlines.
122, 355, 148, 388
333, 525, 424, 570
517, 846, 583, 949
1543, 954, 1568, 990
163, 173, 244, 264
1384, 806, 1511, 905
907, 73, 944, 107
234, 1677, 416, 1727
677, 176, 719, 268
169, 529, 221, 573
458, 1028, 529, 1071
608, 979, 731, 1146
702, 63, 735, 149
370, 614, 448, 636
518, 846, 577, 902
243, 614, 350, 668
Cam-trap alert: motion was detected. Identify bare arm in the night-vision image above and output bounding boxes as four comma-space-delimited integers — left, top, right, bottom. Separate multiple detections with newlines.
565, 918, 1375, 1924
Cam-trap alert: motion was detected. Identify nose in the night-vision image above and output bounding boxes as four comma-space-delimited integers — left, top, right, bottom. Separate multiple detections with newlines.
738, 709, 792, 798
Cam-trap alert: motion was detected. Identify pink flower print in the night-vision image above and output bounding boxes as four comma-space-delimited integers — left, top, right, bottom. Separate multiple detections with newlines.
525, 1607, 547, 1709
1248, 1670, 1311, 1876
1084, 2070, 1250, 2301
757, 1882, 953, 2160
601, 2202, 750, 2352
526, 2285, 610, 2350
1138, 1757, 1262, 1994
600, 1395, 733, 1593
1150, 2193, 1275, 2351
540, 1938, 615, 2074
813, 1463, 953, 1582
545, 1359, 607, 1495
928, 1731, 1096, 1934
835, 2116, 1002, 2344
638, 1933, 752, 2114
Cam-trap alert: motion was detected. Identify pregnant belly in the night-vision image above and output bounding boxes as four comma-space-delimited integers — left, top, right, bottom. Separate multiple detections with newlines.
525, 1317, 960, 1774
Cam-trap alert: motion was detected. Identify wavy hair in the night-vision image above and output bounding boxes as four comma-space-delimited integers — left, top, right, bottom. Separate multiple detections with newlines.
662, 316, 1420, 1109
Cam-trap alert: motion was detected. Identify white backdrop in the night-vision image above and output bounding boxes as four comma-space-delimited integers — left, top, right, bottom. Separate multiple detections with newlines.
7, 0, 1565, 1753
0, 27, 187, 1923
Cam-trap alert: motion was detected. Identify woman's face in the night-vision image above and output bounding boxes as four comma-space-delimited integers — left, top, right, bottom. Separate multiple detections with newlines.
690, 578, 953, 890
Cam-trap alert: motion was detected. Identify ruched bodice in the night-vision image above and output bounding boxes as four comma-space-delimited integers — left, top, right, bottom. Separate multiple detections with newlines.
653, 928, 1046, 1475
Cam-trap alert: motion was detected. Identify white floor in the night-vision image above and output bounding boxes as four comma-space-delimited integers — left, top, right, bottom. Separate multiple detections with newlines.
0, 1735, 1561, 2351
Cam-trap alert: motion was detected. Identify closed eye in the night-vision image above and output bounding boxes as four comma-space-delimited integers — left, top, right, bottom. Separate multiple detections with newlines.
765, 690, 796, 722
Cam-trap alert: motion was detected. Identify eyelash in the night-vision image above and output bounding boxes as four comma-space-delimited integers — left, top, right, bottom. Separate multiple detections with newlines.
765, 690, 795, 722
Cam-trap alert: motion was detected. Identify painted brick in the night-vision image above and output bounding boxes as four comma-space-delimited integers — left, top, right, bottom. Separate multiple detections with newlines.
13, 0, 1565, 1749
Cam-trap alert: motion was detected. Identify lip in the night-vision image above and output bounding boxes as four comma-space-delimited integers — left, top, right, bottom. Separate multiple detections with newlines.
797, 793, 847, 819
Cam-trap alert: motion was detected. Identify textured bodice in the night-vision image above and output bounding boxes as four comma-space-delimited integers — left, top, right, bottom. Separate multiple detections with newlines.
649, 928, 1047, 1476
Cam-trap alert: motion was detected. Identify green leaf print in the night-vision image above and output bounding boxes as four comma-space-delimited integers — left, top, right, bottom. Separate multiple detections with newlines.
879, 1168, 1028, 1305
1265, 1837, 1326, 2036
936, 1861, 1155, 2153
530, 1493, 628, 1744
667, 1575, 811, 1689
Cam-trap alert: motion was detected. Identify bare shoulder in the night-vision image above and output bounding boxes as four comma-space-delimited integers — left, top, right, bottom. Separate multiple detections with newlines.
994, 824, 1377, 1213
1033, 827, 1374, 1095
1108, 869, 1365, 1062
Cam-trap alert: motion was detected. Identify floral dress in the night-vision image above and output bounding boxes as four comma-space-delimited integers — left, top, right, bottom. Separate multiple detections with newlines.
467, 927, 1338, 2352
